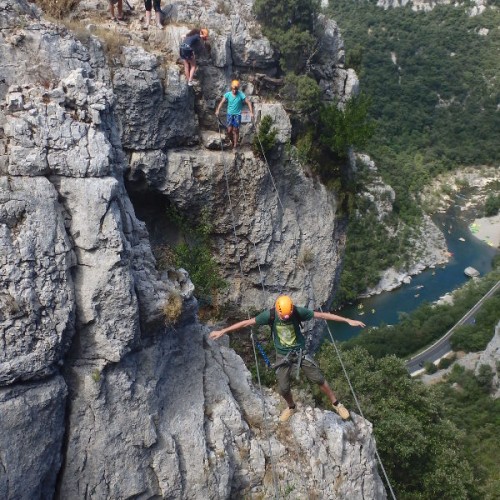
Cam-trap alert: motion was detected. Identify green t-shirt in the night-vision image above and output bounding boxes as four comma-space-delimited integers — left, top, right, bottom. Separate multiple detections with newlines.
255, 306, 314, 355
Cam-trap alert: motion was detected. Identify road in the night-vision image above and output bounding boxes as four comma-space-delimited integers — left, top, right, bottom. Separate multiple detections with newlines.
406, 279, 500, 374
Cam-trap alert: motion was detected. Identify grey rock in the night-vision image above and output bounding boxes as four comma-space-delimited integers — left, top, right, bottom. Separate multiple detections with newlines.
0, 176, 75, 385
59, 322, 386, 498
475, 321, 500, 397
129, 147, 340, 310
112, 46, 198, 149
0, 375, 67, 499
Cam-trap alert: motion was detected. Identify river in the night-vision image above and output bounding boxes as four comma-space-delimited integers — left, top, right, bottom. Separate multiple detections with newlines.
330, 203, 499, 341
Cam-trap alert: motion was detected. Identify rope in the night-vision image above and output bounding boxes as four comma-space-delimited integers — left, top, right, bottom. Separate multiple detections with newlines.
216, 118, 280, 499
217, 111, 397, 498
300, 263, 396, 500
254, 122, 398, 499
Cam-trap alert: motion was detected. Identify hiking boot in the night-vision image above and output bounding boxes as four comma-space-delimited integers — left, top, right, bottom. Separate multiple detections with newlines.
333, 402, 350, 420
279, 407, 296, 422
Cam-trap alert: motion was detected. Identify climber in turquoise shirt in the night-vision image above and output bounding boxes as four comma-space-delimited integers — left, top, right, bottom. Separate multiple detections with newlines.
215, 80, 254, 150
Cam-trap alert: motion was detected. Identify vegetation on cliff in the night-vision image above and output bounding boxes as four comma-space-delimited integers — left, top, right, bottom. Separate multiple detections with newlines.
316, 347, 475, 499
327, 0, 500, 218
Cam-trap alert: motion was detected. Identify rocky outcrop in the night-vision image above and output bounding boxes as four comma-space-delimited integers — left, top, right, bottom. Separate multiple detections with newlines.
475, 321, 500, 398
375, 0, 487, 15
0, 0, 386, 497
0, 375, 67, 499
59, 328, 386, 498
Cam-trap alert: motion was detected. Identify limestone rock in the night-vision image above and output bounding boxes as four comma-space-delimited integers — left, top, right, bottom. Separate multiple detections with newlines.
0, 176, 75, 385
0, 375, 67, 499
113, 46, 198, 149
128, 147, 340, 310
475, 321, 500, 397
59, 323, 387, 498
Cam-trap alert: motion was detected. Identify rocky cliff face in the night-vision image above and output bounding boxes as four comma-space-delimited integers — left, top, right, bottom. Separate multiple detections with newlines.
0, 0, 386, 497
375, 0, 487, 15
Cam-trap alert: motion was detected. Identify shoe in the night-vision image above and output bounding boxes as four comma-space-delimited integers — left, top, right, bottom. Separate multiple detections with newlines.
279, 407, 296, 422
333, 402, 350, 420
187, 81, 193, 86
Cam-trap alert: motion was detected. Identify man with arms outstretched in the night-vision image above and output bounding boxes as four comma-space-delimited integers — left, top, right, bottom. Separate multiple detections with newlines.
209, 295, 365, 422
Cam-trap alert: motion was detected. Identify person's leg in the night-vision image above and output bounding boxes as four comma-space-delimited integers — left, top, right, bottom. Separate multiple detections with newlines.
144, 0, 152, 28
183, 60, 190, 80
302, 356, 349, 419
227, 126, 234, 147
117, 0, 123, 19
318, 381, 338, 405
232, 115, 242, 149
276, 359, 295, 416
188, 57, 197, 83
153, 0, 162, 27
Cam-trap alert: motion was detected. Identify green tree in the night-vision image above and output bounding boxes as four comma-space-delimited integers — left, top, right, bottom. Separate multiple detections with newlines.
282, 74, 322, 117
319, 94, 375, 160
167, 206, 227, 305
253, 115, 278, 157
253, 0, 320, 73
316, 347, 474, 498
484, 194, 500, 217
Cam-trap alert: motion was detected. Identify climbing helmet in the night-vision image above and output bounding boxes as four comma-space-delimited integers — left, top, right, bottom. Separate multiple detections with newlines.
275, 295, 293, 320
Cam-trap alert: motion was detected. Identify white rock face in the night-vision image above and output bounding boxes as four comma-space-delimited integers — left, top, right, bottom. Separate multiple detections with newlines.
0, 0, 386, 497
476, 322, 500, 398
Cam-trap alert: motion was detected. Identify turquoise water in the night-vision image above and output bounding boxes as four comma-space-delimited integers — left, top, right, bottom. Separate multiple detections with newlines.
329, 204, 498, 341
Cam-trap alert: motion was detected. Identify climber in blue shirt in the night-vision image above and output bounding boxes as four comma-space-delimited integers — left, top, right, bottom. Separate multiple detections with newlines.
215, 80, 254, 150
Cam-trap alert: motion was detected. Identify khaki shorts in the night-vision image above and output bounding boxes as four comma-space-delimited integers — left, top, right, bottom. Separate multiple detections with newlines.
275, 352, 325, 397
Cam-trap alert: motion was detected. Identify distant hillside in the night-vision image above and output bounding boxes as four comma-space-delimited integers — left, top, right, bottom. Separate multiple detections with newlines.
327, 0, 500, 218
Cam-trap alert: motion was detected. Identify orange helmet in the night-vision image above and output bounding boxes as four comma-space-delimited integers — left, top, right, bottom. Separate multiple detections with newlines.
231, 79, 240, 89
200, 28, 209, 39
275, 295, 293, 319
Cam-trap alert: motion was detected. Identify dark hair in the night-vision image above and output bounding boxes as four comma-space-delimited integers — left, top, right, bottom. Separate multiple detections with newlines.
185, 29, 201, 37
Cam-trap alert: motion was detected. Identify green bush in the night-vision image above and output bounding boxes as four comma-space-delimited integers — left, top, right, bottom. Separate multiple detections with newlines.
167, 206, 227, 305
424, 361, 438, 374
438, 355, 455, 370
319, 94, 375, 160
253, 0, 320, 73
484, 193, 500, 217
253, 115, 278, 157
281, 74, 322, 117
317, 346, 474, 498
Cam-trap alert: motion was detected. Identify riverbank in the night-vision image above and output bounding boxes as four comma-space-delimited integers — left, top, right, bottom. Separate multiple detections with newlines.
361, 214, 449, 297
470, 213, 500, 248
362, 166, 499, 297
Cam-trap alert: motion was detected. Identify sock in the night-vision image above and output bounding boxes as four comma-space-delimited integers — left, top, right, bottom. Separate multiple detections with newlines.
332, 400, 339, 406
